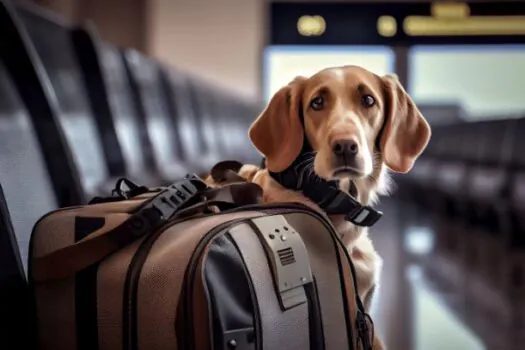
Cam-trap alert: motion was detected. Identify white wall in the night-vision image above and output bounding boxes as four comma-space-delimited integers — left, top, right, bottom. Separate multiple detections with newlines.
148, 0, 264, 102
146, 0, 428, 103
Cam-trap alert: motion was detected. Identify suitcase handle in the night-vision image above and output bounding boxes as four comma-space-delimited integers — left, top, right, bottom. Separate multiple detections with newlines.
31, 177, 262, 282
209, 160, 245, 183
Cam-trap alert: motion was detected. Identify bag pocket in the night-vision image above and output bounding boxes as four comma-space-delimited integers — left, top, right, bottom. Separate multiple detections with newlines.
204, 233, 261, 350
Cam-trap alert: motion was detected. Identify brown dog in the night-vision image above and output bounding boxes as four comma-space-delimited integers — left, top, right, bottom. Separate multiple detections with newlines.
241, 66, 430, 348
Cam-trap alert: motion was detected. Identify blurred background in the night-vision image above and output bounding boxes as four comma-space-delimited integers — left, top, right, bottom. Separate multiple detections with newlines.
1, 0, 525, 349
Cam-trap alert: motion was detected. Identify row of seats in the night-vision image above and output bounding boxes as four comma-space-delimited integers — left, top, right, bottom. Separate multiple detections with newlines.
1, 1, 264, 345
400, 116, 525, 328
406, 117, 525, 234
0, 0, 263, 276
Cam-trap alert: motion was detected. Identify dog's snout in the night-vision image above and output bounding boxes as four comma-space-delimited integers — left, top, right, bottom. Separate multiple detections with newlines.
332, 139, 359, 157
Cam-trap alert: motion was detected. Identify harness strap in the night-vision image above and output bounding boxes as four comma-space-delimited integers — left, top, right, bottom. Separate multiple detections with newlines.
262, 102, 385, 227
268, 170, 381, 227
267, 142, 382, 227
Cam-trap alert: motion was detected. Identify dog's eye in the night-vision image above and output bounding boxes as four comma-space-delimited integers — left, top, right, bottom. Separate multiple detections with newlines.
310, 96, 324, 111
361, 95, 375, 108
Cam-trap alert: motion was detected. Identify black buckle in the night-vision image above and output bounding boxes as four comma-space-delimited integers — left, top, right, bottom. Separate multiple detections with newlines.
346, 205, 383, 227
124, 176, 207, 240
183, 173, 209, 190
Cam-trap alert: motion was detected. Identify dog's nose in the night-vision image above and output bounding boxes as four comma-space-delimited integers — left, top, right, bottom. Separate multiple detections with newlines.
332, 139, 359, 157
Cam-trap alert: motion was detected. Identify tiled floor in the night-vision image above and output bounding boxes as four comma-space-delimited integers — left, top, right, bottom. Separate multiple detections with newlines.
369, 197, 507, 350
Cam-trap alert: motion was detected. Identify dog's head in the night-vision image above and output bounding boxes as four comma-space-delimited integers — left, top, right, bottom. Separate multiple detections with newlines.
249, 66, 431, 181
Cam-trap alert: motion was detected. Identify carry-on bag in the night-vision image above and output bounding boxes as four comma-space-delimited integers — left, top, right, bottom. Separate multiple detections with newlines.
28, 172, 374, 350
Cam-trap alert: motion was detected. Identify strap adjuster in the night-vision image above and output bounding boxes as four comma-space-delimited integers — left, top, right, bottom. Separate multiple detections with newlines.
124, 176, 205, 240
346, 205, 383, 227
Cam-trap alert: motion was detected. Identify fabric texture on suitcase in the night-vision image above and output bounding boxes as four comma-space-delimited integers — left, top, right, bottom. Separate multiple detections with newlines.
28, 174, 374, 350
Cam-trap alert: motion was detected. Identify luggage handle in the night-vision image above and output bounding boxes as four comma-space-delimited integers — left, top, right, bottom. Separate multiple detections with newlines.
31, 176, 262, 282
209, 160, 245, 183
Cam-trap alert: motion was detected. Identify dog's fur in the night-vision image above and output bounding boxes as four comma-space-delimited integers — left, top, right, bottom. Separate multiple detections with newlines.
207, 66, 430, 349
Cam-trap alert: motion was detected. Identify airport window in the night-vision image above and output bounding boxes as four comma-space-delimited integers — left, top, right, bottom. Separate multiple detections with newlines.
408, 45, 525, 121
263, 46, 395, 102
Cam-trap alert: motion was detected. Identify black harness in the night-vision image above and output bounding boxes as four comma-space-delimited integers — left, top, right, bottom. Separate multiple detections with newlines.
262, 113, 385, 227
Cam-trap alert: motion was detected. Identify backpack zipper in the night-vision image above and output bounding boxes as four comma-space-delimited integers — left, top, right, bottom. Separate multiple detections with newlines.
179, 202, 363, 350
122, 214, 200, 350
123, 209, 262, 350
179, 217, 263, 350
254, 203, 368, 350
177, 205, 322, 349
283, 204, 373, 349
304, 278, 325, 350
122, 202, 368, 350
122, 212, 218, 350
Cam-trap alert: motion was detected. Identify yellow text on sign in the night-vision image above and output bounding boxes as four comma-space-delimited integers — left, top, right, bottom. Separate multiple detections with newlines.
297, 15, 326, 36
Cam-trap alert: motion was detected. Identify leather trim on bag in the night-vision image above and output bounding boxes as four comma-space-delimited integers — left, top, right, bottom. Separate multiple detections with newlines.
75, 216, 106, 240
338, 244, 359, 350
75, 216, 101, 350
305, 278, 325, 350
193, 249, 212, 350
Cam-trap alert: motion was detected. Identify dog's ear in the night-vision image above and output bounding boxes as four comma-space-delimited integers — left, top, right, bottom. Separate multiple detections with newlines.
379, 74, 431, 173
248, 77, 306, 172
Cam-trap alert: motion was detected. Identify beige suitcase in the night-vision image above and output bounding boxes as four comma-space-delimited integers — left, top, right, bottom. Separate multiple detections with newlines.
28, 174, 375, 350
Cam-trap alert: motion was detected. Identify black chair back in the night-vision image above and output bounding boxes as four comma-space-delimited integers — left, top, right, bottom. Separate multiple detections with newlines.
17, 5, 110, 196
71, 27, 160, 186
0, 0, 84, 206
0, 184, 33, 349
122, 50, 188, 180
